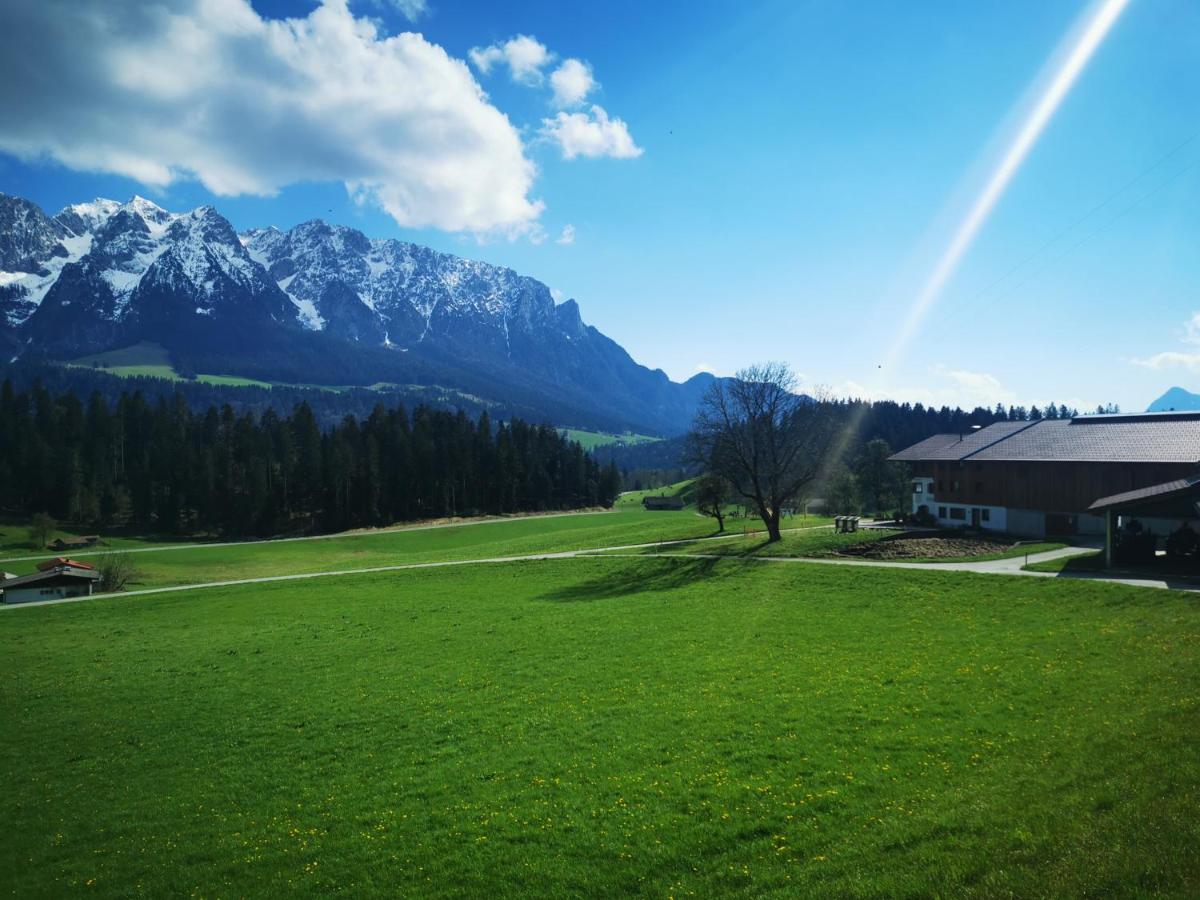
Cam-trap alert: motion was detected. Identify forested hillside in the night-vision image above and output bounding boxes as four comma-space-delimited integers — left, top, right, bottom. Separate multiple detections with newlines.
0, 380, 620, 537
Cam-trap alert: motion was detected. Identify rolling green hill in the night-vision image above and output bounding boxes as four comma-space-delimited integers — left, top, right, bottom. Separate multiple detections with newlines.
3, 548, 1198, 896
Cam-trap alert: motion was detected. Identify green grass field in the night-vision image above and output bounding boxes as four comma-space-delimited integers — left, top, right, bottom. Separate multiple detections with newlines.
0, 509, 731, 589
3, 554, 1199, 897
615, 478, 697, 509
0, 520, 167, 560
559, 429, 661, 451
69, 342, 274, 388
641, 530, 1067, 564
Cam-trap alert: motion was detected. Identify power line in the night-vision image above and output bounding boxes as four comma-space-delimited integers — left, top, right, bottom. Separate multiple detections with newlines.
977, 151, 1199, 308
935, 128, 1200, 321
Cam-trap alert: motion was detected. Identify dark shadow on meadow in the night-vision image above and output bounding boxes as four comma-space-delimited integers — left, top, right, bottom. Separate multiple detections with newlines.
539, 554, 744, 603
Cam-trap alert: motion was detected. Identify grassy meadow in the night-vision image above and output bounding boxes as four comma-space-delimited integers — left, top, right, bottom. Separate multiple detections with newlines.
3, 554, 1199, 897
559, 428, 661, 451
0, 508, 738, 590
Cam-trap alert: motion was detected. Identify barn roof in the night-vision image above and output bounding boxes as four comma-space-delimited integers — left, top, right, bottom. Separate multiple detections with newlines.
891, 413, 1200, 465
888, 421, 1035, 462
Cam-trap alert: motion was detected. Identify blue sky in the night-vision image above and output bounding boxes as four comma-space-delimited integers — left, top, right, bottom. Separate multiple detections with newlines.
2, 0, 1198, 412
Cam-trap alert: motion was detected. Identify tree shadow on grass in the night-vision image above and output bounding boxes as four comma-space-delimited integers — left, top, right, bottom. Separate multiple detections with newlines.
540, 554, 744, 603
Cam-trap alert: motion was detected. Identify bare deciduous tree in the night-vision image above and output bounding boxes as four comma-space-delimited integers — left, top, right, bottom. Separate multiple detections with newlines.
97, 553, 138, 593
29, 512, 56, 550
688, 362, 840, 542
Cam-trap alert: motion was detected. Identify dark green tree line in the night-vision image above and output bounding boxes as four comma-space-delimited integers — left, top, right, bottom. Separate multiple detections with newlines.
0, 380, 620, 537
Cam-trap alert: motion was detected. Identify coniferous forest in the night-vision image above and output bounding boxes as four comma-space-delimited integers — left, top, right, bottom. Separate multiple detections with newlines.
0, 380, 621, 537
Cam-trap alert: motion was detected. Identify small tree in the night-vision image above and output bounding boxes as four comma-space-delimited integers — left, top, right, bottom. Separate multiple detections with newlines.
827, 467, 860, 515
854, 439, 896, 514
29, 512, 56, 550
97, 553, 138, 593
694, 473, 731, 532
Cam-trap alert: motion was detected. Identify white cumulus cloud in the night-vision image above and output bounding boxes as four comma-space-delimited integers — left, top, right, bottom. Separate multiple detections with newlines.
374, 0, 428, 22
0, 0, 542, 235
541, 106, 642, 160
1132, 311, 1200, 373
550, 59, 595, 107
469, 34, 552, 85
836, 365, 1016, 410
555, 224, 575, 245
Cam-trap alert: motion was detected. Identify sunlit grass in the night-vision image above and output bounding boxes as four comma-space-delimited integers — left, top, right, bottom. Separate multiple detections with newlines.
3, 557, 1198, 896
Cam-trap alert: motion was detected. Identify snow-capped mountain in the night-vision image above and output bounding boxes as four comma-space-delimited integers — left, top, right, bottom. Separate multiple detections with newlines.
0, 192, 714, 433
2, 195, 296, 354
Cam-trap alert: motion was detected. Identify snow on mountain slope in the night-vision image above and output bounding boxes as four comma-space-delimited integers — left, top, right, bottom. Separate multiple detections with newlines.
241, 219, 562, 353
0, 192, 711, 434
53, 198, 122, 237
5, 194, 299, 354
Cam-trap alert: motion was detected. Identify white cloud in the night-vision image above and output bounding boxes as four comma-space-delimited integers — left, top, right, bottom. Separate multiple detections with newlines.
555, 224, 575, 245
469, 38, 638, 164
835, 365, 1016, 410
469, 35, 552, 85
541, 106, 642, 160
1131, 311, 1200, 373
550, 59, 595, 107
376, 0, 428, 22
1132, 351, 1200, 373
0, 0, 542, 235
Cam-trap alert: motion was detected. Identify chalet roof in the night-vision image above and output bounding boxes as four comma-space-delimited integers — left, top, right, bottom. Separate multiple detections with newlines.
890, 413, 1200, 465
1088, 476, 1200, 512
0, 565, 101, 590
36, 557, 95, 572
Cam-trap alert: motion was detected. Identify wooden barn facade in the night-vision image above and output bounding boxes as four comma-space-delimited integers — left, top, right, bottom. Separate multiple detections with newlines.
890, 412, 1200, 538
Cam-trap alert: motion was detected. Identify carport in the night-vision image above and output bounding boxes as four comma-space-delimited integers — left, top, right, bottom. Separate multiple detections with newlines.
1088, 475, 1200, 567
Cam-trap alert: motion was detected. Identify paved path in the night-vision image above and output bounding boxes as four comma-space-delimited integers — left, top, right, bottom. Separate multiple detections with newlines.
7, 528, 1194, 611
599, 545, 1200, 593
598, 546, 1094, 576
0, 524, 837, 610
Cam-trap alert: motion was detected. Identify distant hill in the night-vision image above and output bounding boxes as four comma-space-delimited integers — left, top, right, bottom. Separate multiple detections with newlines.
1148, 387, 1200, 412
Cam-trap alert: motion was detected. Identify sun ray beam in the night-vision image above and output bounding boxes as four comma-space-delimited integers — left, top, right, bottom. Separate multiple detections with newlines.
884, 0, 1131, 372
817, 0, 1130, 498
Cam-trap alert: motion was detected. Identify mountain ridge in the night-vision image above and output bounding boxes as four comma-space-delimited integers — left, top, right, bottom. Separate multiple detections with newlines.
1147, 386, 1200, 413
0, 192, 714, 434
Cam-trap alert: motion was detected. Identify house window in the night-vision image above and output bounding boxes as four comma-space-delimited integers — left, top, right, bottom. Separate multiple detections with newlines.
981, 509, 991, 522
952, 480, 960, 491
913, 483, 923, 494
950, 507, 966, 520
938, 506, 947, 518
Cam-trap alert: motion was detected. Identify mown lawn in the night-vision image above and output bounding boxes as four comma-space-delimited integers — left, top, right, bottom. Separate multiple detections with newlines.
2, 557, 1198, 897
1, 509, 729, 590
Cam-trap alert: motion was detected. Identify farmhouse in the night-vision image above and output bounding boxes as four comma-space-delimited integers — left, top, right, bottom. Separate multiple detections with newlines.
890, 411, 1200, 539
643, 495, 685, 511
0, 558, 100, 604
